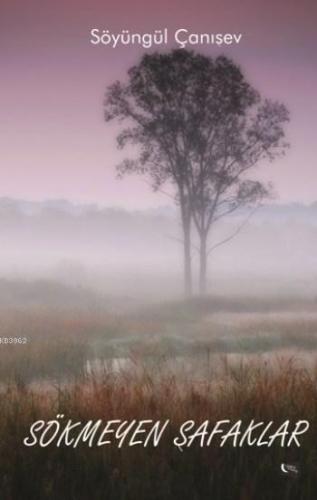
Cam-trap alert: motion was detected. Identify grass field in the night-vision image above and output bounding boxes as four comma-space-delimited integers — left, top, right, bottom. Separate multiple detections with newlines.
0, 282, 317, 499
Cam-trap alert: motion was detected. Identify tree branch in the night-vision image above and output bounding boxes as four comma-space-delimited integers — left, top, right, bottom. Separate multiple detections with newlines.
207, 205, 259, 255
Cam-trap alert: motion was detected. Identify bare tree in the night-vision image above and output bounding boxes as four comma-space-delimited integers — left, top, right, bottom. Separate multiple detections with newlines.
104, 50, 289, 296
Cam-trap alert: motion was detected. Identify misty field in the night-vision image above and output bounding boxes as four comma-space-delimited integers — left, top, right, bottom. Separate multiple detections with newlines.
1, 279, 317, 499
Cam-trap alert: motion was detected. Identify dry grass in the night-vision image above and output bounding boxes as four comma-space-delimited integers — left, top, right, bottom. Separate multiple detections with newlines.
0, 357, 316, 499
1, 294, 317, 498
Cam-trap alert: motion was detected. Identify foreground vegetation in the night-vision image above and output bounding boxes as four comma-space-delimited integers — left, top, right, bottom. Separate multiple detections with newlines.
0, 358, 317, 499
1, 285, 317, 498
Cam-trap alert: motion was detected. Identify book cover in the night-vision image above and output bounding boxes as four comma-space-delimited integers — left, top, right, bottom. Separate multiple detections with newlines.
1, 0, 316, 498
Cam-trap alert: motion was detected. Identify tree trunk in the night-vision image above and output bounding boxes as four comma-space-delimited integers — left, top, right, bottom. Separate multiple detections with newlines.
179, 186, 193, 298
183, 216, 192, 297
199, 231, 208, 295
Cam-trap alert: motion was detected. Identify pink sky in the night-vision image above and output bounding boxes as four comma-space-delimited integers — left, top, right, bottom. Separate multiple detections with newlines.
1, 0, 317, 208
